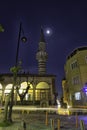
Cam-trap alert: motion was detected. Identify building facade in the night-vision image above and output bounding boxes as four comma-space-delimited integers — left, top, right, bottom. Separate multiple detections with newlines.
0, 28, 56, 107
63, 46, 87, 107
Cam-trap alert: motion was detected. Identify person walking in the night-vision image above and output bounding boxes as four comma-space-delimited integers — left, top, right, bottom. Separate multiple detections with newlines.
23, 120, 26, 130
21, 119, 26, 130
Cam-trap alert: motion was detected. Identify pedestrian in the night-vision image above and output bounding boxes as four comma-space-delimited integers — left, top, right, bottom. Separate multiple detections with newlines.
23, 120, 26, 130
21, 119, 26, 130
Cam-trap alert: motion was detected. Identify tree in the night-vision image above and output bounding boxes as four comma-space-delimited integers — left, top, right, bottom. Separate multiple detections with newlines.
6, 64, 33, 122
16, 78, 34, 105
1, 22, 28, 123
3, 63, 21, 122
16, 85, 30, 105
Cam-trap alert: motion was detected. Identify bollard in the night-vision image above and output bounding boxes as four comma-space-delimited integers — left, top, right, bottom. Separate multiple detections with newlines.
80, 120, 85, 130
58, 119, 60, 130
50, 119, 54, 130
76, 113, 78, 128
45, 111, 48, 126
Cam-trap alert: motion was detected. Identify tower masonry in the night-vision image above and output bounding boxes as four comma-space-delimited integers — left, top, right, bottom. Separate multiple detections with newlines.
36, 28, 48, 74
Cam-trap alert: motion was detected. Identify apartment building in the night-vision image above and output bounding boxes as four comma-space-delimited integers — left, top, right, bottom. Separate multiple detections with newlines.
63, 46, 87, 107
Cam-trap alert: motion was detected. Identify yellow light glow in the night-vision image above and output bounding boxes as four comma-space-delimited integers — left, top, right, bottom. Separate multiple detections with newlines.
20, 82, 33, 89
36, 82, 49, 89
0, 84, 2, 89
5, 84, 13, 89
19, 89, 23, 94
58, 108, 70, 115
4, 89, 11, 94
4, 84, 13, 93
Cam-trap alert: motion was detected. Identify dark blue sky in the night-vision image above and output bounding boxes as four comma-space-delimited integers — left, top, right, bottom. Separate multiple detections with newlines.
0, 0, 87, 96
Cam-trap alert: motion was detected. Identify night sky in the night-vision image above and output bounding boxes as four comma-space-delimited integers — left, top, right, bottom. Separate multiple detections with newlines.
0, 0, 87, 97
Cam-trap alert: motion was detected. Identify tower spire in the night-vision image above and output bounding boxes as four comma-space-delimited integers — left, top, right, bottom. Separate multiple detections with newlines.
36, 27, 48, 74
39, 27, 46, 43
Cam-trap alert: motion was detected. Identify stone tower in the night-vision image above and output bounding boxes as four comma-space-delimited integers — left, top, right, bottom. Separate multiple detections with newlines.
36, 27, 48, 74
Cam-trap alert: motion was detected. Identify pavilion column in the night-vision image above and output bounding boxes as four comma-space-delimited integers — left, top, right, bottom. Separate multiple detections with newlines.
50, 83, 54, 105
14, 90, 17, 105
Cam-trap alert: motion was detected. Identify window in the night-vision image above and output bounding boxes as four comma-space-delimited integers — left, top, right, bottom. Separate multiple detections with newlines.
75, 92, 81, 100
72, 76, 80, 85
71, 60, 78, 70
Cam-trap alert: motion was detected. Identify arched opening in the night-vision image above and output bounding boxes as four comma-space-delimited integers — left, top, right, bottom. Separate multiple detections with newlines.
0, 83, 2, 93
3, 82, 33, 105
17, 81, 33, 101
4, 84, 13, 94
35, 82, 50, 106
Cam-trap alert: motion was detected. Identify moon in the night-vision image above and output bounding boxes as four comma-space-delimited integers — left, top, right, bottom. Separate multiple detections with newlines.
46, 29, 51, 34
44, 27, 53, 37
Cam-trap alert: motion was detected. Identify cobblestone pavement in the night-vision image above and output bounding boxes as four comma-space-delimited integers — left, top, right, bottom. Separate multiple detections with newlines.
0, 112, 87, 130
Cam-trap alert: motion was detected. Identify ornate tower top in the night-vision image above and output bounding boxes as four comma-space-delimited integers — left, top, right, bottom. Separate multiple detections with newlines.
38, 27, 46, 51
36, 27, 48, 74
39, 27, 46, 43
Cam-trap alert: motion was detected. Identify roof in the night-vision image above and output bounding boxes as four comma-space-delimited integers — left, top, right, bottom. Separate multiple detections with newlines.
0, 73, 56, 78
67, 46, 87, 60
39, 27, 46, 43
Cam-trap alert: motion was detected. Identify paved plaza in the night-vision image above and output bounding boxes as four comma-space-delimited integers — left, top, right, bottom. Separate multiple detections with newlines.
0, 111, 87, 130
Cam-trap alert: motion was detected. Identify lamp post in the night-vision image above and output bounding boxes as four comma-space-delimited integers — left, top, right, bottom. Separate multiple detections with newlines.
7, 22, 27, 122
15, 22, 27, 66
0, 24, 4, 106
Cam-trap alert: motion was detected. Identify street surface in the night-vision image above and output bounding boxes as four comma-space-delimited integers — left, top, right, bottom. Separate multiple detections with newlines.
0, 112, 86, 130
0, 106, 87, 130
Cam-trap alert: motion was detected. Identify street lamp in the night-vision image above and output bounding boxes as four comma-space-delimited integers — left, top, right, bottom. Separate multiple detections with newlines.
15, 22, 27, 66
6, 22, 27, 122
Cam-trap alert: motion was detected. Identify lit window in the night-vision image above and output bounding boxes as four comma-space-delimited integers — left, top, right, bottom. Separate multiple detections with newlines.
75, 92, 81, 100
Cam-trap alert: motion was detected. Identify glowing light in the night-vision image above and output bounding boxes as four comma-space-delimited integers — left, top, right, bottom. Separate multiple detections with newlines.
56, 99, 61, 108
82, 83, 87, 92
19, 89, 23, 94
82, 86, 87, 92
0, 84, 2, 89
46, 30, 50, 34
67, 105, 71, 108
44, 27, 53, 37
